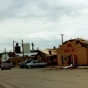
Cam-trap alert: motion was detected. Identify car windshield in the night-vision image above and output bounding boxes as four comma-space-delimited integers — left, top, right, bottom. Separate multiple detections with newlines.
2, 63, 13, 66
2, 63, 9, 66
25, 60, 32, 63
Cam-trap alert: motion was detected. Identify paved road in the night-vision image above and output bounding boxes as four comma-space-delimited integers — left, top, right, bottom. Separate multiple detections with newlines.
0, 67, 88, 88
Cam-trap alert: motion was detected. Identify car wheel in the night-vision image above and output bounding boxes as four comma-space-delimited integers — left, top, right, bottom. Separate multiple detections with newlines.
9, 68, 11, 70
26, 66, 29, 69
29, 66, 31, 69
20, 65, 24, 69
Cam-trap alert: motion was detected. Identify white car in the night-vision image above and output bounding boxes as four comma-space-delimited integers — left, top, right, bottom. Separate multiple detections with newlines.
26, 60, 47, 68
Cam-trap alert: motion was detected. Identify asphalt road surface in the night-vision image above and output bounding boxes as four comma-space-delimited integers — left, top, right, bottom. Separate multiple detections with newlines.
0, 67, 88, 88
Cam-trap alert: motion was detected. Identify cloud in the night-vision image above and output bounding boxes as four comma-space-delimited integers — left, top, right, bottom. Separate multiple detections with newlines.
0, 0, 88, 51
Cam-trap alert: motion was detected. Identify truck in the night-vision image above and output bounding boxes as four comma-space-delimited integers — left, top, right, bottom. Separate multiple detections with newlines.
19, 59, 47, 69
19, 59, 32, 68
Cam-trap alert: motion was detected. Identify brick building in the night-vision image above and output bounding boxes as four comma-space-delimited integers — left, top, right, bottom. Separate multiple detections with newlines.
57, 38, 88, 66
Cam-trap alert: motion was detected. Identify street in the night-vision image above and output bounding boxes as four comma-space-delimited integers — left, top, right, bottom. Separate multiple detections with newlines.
0, 67, 88, 88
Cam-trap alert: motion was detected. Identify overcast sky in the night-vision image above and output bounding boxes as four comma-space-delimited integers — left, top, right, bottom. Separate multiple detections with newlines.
0, 0, 88, 52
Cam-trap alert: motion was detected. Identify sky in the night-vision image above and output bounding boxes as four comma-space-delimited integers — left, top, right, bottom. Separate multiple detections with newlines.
0, 0, 88, 52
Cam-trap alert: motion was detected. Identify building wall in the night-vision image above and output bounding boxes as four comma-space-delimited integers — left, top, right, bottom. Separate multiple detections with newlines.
9, 57, 29, 66
57, 40, 88, 66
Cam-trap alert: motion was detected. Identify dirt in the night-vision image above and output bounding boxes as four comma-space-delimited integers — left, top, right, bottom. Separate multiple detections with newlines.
0, 67, 88, 88
0, 85, 5, 88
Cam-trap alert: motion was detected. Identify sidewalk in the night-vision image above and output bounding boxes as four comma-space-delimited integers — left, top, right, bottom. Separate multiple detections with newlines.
78, 66, 88, 69
54, 65, 88, 69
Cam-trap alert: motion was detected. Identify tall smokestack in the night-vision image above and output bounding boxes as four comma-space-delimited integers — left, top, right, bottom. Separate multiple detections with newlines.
61, 34, 64, 44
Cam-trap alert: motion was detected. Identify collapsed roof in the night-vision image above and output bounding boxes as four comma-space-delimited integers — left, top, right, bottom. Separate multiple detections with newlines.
63, 38, 88, 48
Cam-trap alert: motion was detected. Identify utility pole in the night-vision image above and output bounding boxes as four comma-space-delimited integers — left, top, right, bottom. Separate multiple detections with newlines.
61, 34, 64, 44
22, 39, 24, 58
13, 41, 14, 58
4, 48, 6, 61
32, 43, 34, 52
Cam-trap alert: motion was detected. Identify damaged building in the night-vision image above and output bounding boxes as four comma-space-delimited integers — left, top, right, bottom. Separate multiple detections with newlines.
57, 38, 88, 66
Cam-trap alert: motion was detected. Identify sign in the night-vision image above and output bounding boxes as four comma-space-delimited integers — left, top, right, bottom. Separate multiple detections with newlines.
64, 43, 74, 52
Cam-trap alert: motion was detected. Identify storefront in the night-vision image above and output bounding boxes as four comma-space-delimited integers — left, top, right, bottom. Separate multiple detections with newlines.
57, 39, 88, 66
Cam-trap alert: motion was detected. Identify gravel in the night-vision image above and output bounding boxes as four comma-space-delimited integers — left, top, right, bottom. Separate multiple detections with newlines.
0, 67, 88, 88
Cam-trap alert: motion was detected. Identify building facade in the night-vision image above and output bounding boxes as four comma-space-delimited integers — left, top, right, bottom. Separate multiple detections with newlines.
57, 39, 88, 66
37, 49, 57, 65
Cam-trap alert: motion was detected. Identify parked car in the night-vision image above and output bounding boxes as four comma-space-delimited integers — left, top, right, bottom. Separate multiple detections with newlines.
1, 63, 13, 70
0, 63, 2, 68
19, 59, 32, 68
26, 60, 47, 69
19, 59, 47, 69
